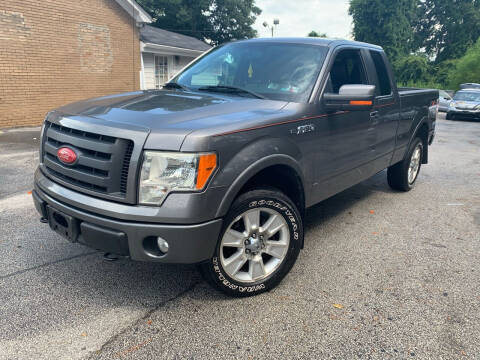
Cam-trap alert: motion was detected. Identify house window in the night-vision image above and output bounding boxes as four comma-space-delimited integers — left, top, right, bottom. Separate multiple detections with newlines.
154, 55, 168, 88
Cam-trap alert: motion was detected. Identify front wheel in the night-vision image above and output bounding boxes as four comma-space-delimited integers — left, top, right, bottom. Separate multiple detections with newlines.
387, 137, 423, 192
200, 188, 303, 297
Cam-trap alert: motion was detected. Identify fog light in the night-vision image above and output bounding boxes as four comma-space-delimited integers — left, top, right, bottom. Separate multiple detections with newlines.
157, 237, 169, 254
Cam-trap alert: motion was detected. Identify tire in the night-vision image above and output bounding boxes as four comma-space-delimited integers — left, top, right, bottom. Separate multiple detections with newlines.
387, 137, 423, 192
199, 188, 303, 297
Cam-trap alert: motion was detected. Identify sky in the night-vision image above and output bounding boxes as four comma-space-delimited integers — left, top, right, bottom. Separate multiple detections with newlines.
253, 0, 353, 40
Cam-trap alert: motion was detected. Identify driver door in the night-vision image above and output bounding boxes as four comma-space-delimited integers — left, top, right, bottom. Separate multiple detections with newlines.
313, 48, 377, 201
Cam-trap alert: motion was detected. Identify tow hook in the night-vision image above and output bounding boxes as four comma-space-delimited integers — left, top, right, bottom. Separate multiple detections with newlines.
103, 252, 120, 262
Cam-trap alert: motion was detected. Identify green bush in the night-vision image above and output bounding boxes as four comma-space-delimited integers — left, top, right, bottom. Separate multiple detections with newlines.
394, 55, 431, 85
393, 55, 444, 89
433, 60, 457, 87
393, 55, 461, 90
396, 79, 443, 90
447, 37, 480, 90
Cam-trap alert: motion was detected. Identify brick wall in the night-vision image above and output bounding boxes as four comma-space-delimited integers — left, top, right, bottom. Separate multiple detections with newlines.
0, 0, 141, 128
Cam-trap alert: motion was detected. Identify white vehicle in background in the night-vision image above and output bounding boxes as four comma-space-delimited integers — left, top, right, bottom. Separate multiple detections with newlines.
460, 83, 480, 90
446, 88, 480, 121
438, 90, 452, 112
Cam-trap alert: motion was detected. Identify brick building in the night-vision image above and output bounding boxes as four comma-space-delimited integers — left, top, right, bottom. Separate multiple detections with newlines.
0, 0, 210, 129
140, 25, 211, 90
0, 0, 152, 128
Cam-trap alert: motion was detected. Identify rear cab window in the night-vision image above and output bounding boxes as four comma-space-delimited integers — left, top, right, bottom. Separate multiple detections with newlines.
369, 51, 392, 97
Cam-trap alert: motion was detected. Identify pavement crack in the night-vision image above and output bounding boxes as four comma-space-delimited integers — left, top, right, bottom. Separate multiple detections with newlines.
0, 251, 98, 280
88, 280, 201, 359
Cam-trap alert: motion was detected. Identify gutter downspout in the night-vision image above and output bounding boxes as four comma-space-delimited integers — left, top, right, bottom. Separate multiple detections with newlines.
140, 41, 145, 90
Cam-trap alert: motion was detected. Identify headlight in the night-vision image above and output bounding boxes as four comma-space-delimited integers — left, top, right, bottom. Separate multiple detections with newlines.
449, 102, 455, 108
139, 151, 217, 205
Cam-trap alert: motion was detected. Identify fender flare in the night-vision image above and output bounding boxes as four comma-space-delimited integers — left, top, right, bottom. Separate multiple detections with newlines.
215, 154, 306, 218
407, 115, 430, 164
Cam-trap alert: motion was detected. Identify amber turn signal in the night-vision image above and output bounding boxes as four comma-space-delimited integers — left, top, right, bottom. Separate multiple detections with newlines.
349, 100, 373, 106
196, 153, 217, 189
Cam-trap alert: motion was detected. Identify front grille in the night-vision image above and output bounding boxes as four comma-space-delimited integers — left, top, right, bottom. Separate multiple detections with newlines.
42, 121, 134, 198
45, 166, 108, 193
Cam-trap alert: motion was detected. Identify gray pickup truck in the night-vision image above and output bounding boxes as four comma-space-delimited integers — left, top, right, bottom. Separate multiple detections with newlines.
33, 38, 438, 296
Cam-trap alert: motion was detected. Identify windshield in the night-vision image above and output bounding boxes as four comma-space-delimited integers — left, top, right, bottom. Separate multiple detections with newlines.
439, 90, 451, 99
454, 91, 480, 102
173, 42, 329, 102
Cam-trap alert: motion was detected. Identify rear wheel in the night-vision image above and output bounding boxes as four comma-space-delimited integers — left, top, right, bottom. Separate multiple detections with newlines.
200, 188, 303, 297
387, 137, 423, 192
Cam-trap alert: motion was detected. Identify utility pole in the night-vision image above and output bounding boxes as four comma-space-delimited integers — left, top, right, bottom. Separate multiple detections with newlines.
263, 19, 280, 37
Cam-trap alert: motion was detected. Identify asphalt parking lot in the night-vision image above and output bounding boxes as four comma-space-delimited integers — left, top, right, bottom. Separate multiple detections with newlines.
0, 114, 479, 360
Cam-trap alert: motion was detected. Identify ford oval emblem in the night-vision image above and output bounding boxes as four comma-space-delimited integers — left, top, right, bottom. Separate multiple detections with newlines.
57, 147, 77, 165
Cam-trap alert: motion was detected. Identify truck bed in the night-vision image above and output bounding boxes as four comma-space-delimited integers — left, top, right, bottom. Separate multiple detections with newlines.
398, 87, 439, 107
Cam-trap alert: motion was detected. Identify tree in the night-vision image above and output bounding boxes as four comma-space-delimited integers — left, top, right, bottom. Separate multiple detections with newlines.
137, 0, 261, 45
432, 59, 457, 87
349, 0, 418, 64
308, 31, 327, 38
447, 37, 480, 89
394, 55, 432, 85
416, 0, 480, 63
207, 0, 262, 45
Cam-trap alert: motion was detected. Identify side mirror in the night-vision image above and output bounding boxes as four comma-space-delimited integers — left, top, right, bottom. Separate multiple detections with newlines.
324, 84, 376, 111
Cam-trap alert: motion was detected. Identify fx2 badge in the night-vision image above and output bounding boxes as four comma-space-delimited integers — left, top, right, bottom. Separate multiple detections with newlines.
290, 124, 315, 135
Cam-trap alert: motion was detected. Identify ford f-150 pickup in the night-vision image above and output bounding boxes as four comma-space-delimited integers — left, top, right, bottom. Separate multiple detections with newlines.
33, 38, 438, 296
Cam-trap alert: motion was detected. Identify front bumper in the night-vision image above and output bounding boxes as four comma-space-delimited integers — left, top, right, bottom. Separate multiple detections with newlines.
33, 174, 223, 264
448, 110, 480, 120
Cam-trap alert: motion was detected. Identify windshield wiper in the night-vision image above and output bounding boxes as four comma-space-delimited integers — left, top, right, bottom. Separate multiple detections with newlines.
163, 82, 190, 91
197, 85, 266, 99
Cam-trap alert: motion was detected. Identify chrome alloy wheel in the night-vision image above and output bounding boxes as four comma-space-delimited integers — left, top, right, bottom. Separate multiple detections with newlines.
408, 143, 422, 184
219, 207, 290, 284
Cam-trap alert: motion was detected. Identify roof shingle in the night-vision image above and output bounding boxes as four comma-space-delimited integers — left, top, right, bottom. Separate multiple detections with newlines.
140, 25, 211, 52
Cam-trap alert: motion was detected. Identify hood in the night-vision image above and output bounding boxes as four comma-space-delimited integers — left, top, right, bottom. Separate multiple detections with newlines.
452, 100, 480, 110
56, 90, 288, 150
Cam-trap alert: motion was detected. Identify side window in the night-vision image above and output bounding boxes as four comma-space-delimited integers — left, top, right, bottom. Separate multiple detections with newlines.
327, 49, 368, 94
370, 51, 392, 96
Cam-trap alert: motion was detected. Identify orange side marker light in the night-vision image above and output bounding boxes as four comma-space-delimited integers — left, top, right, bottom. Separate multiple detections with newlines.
350, 100, 373, 106
196, 154, 217, 190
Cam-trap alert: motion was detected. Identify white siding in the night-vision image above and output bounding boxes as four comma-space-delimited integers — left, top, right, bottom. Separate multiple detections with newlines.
142, 53, 197, 89
173, 56, 195, 76
166, 55, 175, 82
142, 53, 155, 89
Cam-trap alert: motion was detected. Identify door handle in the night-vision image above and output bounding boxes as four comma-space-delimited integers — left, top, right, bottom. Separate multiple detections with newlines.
370, 111, 379, 119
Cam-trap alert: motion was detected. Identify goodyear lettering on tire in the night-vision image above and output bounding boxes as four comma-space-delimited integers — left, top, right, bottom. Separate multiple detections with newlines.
212, 197, 300, 294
